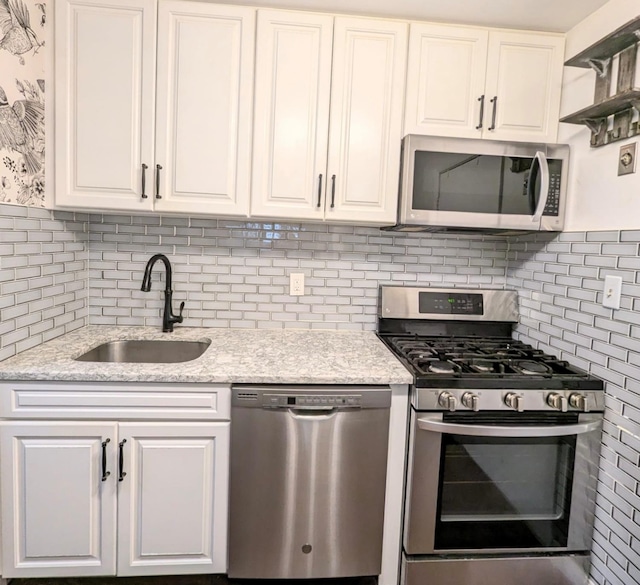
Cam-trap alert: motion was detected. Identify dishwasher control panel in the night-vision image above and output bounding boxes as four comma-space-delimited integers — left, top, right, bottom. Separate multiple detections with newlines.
263, 394, 362, 408
231, 386, 392, 409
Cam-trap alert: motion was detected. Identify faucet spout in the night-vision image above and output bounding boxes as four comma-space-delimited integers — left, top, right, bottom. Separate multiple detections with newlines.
140, 254, 184, 332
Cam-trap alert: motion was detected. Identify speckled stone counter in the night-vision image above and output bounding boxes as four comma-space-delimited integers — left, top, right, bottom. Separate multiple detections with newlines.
0, 326, 413, 385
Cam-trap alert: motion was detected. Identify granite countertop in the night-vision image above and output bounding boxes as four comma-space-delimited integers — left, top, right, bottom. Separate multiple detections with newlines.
0, 326, 413, 385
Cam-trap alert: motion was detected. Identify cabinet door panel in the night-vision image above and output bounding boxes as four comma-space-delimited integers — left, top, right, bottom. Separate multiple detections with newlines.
55, 0, 155, 211
0, 422, 117, 577
404, 24, 489, 138
484, 31, 564, 142
327, 17, 407, 224
155, 1, 255, 216
251, 10, 333, 220
117, 422, 230, 575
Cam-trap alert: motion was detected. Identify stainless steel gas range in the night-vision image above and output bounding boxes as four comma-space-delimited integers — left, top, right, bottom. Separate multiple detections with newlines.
377, 286, 604, 585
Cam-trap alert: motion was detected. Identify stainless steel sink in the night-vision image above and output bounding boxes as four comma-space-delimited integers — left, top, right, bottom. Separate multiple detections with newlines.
75, 339, 211, 363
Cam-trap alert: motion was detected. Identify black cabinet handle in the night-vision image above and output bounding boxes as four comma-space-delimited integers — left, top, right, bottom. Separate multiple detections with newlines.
330, 174, 336, 208
317, 174, 323, 208
489, 96, 498, 131
476, 95, 485, 130
101, 438, 111, 482
155, 164, 163, 199
141, 164, 148, 199
118, 439, 127, 482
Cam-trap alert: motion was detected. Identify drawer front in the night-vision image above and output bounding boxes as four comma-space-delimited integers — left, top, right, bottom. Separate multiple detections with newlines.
0, 383, 231, 420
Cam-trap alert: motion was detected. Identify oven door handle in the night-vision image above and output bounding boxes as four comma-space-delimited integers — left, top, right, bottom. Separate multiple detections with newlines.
417, 417, 602, 437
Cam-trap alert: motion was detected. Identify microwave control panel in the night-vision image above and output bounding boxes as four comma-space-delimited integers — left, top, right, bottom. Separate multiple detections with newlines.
543, 172, 562, 216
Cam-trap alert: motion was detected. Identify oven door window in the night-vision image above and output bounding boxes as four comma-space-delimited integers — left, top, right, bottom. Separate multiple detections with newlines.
435, 425, 575, 550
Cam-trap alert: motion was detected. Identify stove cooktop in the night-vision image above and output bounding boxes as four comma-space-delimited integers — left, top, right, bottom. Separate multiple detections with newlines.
377, 286, 605, 411
381, 334, 604, 391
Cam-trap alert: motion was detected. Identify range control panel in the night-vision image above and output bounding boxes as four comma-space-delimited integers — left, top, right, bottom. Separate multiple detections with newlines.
263, 394, 362, 408
419, 291, 484, 315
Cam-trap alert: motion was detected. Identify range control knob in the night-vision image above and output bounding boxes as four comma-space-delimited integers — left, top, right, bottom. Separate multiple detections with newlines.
504, 392, 524, 412
569, 393, 590, 412
461, 392, 480, 411
438, 391, 457, 412
547, 393, 568, 412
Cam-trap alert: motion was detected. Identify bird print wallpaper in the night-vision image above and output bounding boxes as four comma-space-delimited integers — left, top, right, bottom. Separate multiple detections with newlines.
0, 0, 46, 207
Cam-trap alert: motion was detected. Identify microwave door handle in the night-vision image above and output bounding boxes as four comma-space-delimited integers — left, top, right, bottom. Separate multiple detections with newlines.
531, 150, 550, 223
417, 417, 602, 438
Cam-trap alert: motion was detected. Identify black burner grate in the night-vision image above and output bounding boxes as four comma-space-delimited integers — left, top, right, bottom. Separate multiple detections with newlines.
383, 335, 590, 380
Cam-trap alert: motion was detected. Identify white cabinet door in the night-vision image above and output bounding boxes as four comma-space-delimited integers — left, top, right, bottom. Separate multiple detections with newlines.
403, 26, 564, 143
250, 10, 334, 220
483, 31, 564, 143
154, 1, 255, 216
327, 17, 407, 224
117, 422, 230, 576
404, 24, 488, 138
0, 422, 118, 577
55, 0, 156, 211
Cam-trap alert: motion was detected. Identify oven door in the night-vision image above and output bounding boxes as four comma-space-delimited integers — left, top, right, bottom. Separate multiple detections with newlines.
403, 410, 602, 555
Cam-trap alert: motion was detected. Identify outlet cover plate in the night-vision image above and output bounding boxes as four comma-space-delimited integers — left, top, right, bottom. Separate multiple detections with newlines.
290, 273, 304, 296
603, 275, 622, 309
618, 142, 637, 176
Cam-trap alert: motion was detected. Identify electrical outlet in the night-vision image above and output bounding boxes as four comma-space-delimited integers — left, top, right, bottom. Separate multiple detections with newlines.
603, 275, 622, 310
290, 273, 305, 296
618, 142, 637, 176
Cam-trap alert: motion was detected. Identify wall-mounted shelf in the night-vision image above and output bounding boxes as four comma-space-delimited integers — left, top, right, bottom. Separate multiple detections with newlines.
560, 15, 640, 148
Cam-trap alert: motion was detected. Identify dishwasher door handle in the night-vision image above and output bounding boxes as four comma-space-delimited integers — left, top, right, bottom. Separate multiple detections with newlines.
288, 407, 339, 418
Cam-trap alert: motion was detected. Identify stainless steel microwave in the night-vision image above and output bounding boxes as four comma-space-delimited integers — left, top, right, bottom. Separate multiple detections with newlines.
391, 135, 570, 233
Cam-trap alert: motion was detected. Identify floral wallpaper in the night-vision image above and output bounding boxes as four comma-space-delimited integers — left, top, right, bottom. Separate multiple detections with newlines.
0, 0, 46, 207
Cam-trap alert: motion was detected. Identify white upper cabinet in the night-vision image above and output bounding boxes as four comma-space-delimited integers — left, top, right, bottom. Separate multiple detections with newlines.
250, 10, 334, 220
404, 24, 565, 143
154, 2, 255, 215
404, 24, 488, 138
55, 0, 255, 216
326, 17, 408, 223
55, 0, 156, 212
251, 10, 407, 225
484, 31, 565, 143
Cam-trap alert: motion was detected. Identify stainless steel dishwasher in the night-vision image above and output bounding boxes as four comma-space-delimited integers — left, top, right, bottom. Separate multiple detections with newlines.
228, 385, 392, 579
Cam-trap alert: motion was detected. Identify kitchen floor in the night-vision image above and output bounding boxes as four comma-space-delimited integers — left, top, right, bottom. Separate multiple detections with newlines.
10, 576, 378, 585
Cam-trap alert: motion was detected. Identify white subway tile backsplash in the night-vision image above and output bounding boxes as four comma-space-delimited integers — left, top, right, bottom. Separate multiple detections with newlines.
509, 229, 640, 585
84, 216, 508, 331
0, 205, 88, 360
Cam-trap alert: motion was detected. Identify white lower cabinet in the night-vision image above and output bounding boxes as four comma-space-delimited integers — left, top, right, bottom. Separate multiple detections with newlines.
117, 423, 229, 576
0, 422, 118, 577
0, 391, 230, 578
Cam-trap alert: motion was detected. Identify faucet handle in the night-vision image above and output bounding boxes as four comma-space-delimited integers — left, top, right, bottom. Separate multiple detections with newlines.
177, 301, 185, 323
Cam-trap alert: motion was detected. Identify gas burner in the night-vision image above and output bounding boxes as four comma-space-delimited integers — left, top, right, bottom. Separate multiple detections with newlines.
428, 360, 458, 374
513, 360, 552, 375
406, 349, 436, 360
468, 359, 496, 373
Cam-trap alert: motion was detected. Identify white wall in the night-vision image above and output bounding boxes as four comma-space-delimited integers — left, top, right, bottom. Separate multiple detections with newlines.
561, 0, 640, 231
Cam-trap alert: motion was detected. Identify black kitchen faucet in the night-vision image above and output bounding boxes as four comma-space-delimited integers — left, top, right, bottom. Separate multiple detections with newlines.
141, 254, 184, 332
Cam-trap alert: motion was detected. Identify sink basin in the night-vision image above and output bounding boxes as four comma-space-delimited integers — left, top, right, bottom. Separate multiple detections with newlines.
75, 339, 211, 363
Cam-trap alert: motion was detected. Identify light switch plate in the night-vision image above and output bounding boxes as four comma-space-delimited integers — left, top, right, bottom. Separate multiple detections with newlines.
618, 142, 637, 176
603, 275, 622, 309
